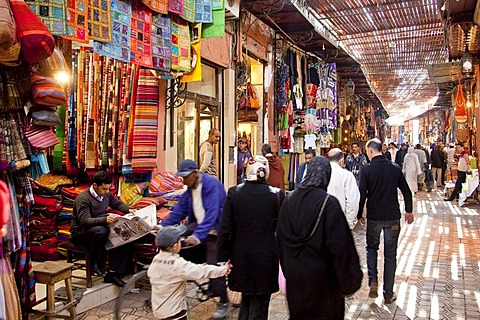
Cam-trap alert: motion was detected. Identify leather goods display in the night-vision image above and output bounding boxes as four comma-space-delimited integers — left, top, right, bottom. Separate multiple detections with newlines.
8, 0, 55, 63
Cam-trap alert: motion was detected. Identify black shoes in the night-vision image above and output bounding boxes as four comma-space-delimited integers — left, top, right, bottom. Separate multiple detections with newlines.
104, 272, 126, 287
92, 263, 105, 276
444, 198, 454, 201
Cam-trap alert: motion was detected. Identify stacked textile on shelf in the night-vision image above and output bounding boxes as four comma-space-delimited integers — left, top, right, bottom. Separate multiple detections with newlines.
57, 185, 88, 251
29, 191, 63, 261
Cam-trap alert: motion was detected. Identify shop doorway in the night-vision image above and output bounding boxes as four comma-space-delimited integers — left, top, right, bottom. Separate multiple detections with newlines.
177, 98, 220, 177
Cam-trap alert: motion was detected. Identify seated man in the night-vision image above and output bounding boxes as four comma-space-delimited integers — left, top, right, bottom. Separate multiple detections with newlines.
161, 159, 230, 319
71, 171, 135, 287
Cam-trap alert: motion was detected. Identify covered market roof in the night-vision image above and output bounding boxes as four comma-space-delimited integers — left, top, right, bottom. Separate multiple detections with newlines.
243, 0, 480, 120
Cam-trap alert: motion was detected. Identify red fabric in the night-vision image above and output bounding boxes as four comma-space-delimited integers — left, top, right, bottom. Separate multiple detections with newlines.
0, 180, 10, 227
9, 0, 54, 63
33, 195, 58, 207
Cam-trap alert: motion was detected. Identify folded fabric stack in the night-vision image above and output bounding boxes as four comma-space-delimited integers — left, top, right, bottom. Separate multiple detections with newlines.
29, 191, 63, 262
147, 172, 185, 222
56, 185, 89, 256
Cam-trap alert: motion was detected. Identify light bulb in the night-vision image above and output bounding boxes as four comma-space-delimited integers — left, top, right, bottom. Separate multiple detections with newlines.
54, 70, 70, 84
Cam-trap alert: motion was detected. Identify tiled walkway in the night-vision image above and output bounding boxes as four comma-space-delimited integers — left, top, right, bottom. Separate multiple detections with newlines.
79, 189, 480, 319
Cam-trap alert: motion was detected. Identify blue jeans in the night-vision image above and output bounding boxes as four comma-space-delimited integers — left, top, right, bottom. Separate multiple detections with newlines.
366, 219, 400, 300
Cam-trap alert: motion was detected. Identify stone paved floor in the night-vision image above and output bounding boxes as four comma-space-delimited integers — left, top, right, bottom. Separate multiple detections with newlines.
79, 188, 480, 319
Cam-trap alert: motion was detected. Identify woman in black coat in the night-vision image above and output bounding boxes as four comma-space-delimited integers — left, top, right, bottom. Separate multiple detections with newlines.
276, 156, 362, 320
217, 155, 285, 320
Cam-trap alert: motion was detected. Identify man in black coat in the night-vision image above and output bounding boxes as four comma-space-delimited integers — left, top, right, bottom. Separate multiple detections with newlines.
431, 144, 446, 188
218, 155, 284, 320
358, 139, 414, 304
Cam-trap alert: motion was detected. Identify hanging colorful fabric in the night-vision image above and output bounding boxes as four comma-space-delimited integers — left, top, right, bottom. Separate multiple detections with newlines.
201, 0, 225, 38
168, 0, 183, 14
24, 125, 59, 149
247, 82, 260, 110
25, 0, 68, 35
141, 0, 167, 14
170, 15, 191, 72
455, 81, 467, 123
181, 23, 201, 82
31, 71, 67, 107
88, 0, 111, 41
65, 0, 89, 43
0, 63, 31, 112
93, 0, 131, 62
131, 68, 158, 173
0, 0, 21, 64
151, 13, 171, 72
195, 0, 212, 23
130, 1, 153, 67
9, 0, 55, 63
180, 0, 195, 23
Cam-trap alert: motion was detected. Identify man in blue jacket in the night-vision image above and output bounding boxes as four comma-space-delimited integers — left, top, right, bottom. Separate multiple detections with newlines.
161, 159, 229, 319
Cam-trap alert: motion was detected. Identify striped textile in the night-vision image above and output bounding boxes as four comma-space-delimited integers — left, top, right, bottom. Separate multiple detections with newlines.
131, 68, 158, 172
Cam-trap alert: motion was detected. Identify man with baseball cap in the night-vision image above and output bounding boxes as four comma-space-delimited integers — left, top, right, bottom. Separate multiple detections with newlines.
161, 159, 230, 318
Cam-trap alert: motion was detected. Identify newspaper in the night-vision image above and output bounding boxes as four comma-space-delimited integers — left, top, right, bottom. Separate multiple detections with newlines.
105, 204, 157, 250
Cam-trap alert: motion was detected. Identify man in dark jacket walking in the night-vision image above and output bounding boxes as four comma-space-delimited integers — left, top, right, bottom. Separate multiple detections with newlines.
431, 144, 446, 188
394, 143, 408, 168
358, 139, 414, 305
218, 155, 285, 320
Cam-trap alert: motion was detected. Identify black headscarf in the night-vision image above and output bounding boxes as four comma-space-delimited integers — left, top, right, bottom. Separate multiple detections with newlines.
299, 156, 331, 190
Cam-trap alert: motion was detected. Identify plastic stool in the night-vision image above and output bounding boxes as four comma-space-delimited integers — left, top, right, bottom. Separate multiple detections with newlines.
31, 261, 77, 320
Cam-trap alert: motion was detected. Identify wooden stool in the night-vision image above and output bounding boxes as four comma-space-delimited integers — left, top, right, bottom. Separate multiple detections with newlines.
31, 261, 77, 320
58, 241, 93, 288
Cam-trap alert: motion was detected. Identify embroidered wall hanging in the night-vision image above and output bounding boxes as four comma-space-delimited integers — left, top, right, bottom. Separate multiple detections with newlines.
151, 14, 171, 72
130, 1, 153, 67
195, 0, 212, 23
168, 0, 183, 14
181, 0, 195, 23
26, 0, 68, 35
93, 0, 131, 62
141, 0, 167, 14
170, 15, 191, 72
65, 0, 89, 42
202, 0, 224, 38
211, 0, 222, 10
88, 0, 111, 41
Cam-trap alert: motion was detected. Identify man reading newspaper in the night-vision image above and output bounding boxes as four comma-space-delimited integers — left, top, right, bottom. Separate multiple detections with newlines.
106, 203, 157, 249
71, 171, 136, 287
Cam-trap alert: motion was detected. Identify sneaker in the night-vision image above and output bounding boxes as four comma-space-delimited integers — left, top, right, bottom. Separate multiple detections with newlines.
212, 302, 231, 319
384, 293, 397, 304
369, 283, 378, 298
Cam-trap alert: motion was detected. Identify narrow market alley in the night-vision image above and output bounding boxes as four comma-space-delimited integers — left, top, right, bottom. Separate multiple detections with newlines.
78, 188, 480, 320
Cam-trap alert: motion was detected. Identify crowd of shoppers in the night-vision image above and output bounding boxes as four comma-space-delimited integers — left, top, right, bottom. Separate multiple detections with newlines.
74, 134, 473, 320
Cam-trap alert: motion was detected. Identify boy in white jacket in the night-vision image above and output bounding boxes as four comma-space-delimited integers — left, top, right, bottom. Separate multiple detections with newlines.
148, 224, 231, 320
